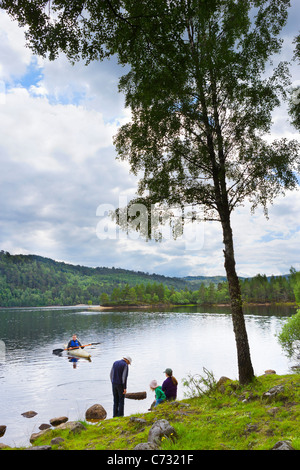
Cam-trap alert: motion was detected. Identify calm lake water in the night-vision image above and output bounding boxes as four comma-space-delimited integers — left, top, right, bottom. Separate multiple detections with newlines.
0, 304, 297, 447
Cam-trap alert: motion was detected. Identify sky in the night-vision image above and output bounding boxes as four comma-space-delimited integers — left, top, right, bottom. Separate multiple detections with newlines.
0, 3, 299, 279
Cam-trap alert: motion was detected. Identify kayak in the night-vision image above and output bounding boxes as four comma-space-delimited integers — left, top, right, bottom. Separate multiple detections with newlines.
64, 345, 91, 359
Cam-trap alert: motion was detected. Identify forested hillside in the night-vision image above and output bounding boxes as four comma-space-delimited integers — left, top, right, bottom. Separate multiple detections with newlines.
0, 250, 297, 307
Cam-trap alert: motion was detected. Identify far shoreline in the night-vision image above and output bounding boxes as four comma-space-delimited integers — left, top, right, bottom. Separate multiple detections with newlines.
88, 301, 298, 311
0, 301, 297, 310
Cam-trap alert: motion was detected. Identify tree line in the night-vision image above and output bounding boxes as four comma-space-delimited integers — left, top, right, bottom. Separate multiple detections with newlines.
101, 271, 297, 306
0, 250, 298, 308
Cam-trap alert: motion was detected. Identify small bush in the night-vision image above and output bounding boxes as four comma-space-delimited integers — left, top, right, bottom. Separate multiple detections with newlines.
182, 367, 217, 398
278, 309, 300, 356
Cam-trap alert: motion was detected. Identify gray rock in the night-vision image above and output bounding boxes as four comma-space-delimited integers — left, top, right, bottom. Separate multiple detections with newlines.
148, 419, 177, 445
56, 421, 86, 432
50, 437, 65, 445
68, 422, 87, 435
263, 385, 284, 397
134, 442, 158, 450
263, 385, 285, 402
130, 417, 147, 425
272, 440, 294, 450
52, 420, 87, 437
26, 445, 52, 450
30, 428, 52, 443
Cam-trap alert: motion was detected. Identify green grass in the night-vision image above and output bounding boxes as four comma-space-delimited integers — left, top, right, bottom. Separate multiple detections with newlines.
11, 373, 300, 451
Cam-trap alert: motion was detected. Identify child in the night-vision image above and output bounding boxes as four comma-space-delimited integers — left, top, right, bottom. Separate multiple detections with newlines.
149, 379, 166, 407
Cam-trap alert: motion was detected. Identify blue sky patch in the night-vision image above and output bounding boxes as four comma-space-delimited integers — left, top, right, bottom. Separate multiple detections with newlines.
12, 57, 43, 90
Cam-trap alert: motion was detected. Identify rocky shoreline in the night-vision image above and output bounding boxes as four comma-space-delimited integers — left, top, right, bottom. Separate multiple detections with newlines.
0, 404, 108, 450
1, 371, 299, 450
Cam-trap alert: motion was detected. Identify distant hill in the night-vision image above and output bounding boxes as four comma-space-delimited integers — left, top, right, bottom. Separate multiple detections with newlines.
183, 275, 228, 285
0, 250, 213, 307
0, 250, 294, 307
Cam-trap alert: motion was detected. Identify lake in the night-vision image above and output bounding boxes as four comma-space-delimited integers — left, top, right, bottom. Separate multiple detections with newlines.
0, 304, 297, 448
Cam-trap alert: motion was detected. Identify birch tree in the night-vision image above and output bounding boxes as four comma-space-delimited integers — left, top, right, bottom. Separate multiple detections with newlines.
2, 0, 299, 383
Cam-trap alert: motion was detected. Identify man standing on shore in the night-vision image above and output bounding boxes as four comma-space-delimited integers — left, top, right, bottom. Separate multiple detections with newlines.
110, 355, 132, 417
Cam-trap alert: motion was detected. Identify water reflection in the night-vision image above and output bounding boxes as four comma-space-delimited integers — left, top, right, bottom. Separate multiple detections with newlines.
0, 304, 297, 447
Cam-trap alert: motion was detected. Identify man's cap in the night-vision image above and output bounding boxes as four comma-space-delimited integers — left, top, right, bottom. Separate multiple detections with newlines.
123, 355, 132, 364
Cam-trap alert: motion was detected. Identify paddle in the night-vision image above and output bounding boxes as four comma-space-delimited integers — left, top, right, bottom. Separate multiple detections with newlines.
52, 342, 102, 355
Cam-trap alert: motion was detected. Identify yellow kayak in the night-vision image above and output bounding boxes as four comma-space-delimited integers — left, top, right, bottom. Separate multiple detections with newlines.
64, 345, 91, 359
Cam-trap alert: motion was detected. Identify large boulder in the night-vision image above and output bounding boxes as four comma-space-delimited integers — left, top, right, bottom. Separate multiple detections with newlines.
85, 404, 107, 421
0, 425, 6, 437
134, 419, 177, 449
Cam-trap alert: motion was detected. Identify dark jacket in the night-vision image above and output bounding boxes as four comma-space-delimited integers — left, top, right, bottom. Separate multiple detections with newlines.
162, 376, 177, 400
110, 359, 129, 389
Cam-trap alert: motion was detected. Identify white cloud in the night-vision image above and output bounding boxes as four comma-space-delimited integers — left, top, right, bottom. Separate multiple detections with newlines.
0, 81, 137, 265
0, 4, 299, 278
0, 12, 32, 81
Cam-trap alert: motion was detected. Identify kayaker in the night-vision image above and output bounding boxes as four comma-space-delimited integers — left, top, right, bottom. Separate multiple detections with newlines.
110, 355, 132, 417
67, 334, 83, 350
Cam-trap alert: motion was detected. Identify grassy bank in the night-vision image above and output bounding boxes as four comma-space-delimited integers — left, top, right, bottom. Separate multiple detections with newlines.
10, 372, 300, 451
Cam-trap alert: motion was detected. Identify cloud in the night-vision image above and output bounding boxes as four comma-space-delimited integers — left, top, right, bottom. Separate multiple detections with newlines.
0, 82, 137, 264
0, 12, 33, 81
0, 4, 300, 278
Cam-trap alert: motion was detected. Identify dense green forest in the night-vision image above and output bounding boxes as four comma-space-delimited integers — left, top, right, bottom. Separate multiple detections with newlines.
0, 251, 298, 308
100, 271, 297, 306
0, 250, 199, 307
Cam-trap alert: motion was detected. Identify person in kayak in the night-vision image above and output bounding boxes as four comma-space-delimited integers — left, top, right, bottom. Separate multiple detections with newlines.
67, 334, 83, 350
110, 355, 132, 417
